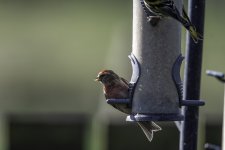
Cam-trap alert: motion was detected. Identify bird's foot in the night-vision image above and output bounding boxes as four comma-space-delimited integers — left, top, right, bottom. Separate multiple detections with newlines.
147, 16, 161, 26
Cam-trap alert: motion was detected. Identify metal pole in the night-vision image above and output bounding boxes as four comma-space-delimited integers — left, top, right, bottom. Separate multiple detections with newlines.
180, 0, 205, 150
205, 70, 224, 150
223, 84, 225, 150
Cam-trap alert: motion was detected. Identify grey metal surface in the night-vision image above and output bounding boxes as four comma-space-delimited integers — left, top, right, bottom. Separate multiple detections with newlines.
131, 0, 182, 114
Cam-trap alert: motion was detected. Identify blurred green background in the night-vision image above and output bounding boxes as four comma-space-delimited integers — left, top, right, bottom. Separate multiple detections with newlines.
0, 0, 224, 150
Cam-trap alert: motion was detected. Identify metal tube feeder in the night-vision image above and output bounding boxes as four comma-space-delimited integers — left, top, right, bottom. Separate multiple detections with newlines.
126, 0, 184, 122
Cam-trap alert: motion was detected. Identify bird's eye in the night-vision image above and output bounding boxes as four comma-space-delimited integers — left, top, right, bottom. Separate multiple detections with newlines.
100, 74, 106, 78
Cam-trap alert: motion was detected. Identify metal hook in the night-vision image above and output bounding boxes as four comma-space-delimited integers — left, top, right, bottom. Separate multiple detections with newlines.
206, 70, 225, 83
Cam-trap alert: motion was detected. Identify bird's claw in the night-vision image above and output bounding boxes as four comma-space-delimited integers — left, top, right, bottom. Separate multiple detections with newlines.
147, 16, 161, 26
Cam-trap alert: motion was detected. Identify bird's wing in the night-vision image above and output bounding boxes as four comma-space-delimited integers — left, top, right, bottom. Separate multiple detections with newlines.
182, 6, 192, 24
104, 93, 108, 99
120, 77, 129, 85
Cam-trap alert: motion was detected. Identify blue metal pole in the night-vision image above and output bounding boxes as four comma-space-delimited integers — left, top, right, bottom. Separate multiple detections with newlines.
179, 0, 206, 150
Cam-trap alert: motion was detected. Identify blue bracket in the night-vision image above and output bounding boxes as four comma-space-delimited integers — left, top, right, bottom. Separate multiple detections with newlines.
180, 100, 205, 106
128, 53, 141, 99
106, 99, 130, 105
172, 54, 184, 104
172, 54, 205, 107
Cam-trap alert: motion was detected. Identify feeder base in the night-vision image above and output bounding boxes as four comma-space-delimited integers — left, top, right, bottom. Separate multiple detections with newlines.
126, 113, 184, 121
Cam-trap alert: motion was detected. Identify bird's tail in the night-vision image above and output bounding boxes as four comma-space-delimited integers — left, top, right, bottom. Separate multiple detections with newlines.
181, 6, 203, 43
137, 121, 161, 142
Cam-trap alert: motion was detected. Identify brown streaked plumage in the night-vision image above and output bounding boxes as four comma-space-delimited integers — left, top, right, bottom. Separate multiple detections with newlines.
96, 70, 161, 142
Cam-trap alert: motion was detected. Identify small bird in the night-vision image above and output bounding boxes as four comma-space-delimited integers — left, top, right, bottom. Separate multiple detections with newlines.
95, 70, 161, 142
143, 0, 203, 43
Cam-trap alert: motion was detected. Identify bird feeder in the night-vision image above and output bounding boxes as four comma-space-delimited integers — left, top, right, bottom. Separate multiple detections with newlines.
123, 0, 184, 122
106, 0, 204, 122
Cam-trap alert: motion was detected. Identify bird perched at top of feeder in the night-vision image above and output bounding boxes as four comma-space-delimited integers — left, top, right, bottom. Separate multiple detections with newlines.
143, 0, 203, 43
95, 69, 161, 142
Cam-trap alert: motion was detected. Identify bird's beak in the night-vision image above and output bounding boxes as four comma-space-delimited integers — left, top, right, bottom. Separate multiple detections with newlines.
95, 77, 100, 81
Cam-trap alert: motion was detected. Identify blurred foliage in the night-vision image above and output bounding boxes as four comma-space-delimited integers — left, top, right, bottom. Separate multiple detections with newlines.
0, 0, 132, 114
